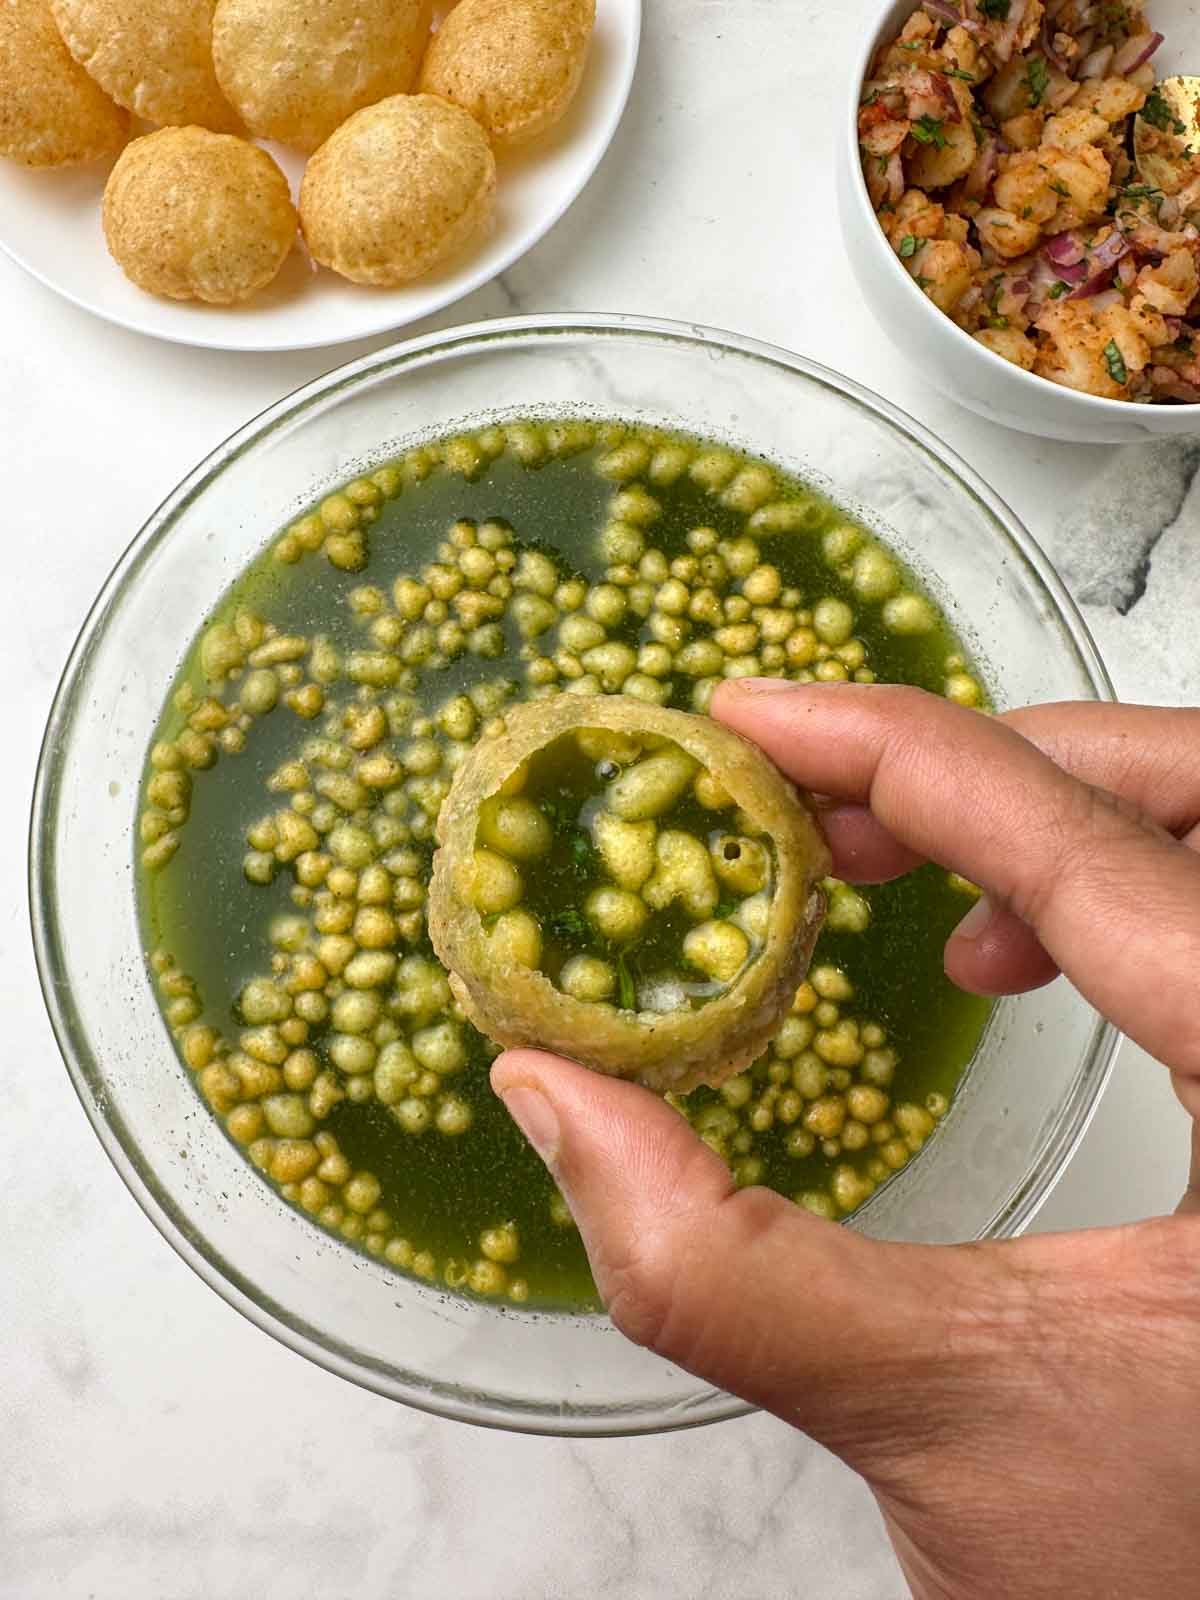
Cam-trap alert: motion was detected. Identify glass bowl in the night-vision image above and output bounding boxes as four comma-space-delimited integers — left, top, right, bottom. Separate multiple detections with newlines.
31, 314, 1118, 1437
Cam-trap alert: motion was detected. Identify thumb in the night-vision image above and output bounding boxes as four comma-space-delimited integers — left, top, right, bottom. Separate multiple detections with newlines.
491, 1048, 1000, 1475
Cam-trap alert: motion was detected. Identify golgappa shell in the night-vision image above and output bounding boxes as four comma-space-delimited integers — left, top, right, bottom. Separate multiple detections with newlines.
50, 0, 238, 131
0, 0, 129, 166
102, 126, 296, 303
419, 0, 594, 146
212, 0, 431, 152
428, 697, 832, 1095
299, 94, 496, 287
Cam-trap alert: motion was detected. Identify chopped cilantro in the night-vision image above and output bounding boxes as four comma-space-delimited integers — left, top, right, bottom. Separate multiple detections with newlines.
1118, 183, 1163, 202
980, 0, 1010, 16
913, 273, 934, 290
551, 907, 587, 941
945, 67, 976, 82
1103, 340, 1129, 385
1023, 56, 1050, 110
898, 234, 926, 258
714, 899, 740, 922
877, 154, 890, 175
1050, 179, 1070, 197
911, 115, 948, 149
616, 951, 637, 1012
1141, 88, 1187, 136
569, 832, 596, 876
1048, 280, 1071, 299
984, 274, 1009, 327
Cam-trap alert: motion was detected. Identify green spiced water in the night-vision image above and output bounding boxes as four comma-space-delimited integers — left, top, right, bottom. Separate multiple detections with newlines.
489, 731, 777, 1005
137, 418, 993, 1313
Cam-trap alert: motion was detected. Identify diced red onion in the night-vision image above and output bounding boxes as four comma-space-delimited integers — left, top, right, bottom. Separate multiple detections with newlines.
1055, 260, 1090, 284
1089, 231, 1131, 272
1027, 256, 1064, 298
1116, 255, 1138, 289
1041, 18, 1071, 74
962, 136, 998, 200
923, 0, 977, 31
1047, 72, 1080, 110
1079, 44, 1114, 78
1164, 317, 1184, 340
1112, 30, 1163, 76
1067, 268, 1114, 300
1010, 275, 1033, 295
885, 151, 905, 208
992, 0, 1029, 64
1066, 232, 1131, 299
1085, 288, 1124, 311
1045, 230, 1086, 267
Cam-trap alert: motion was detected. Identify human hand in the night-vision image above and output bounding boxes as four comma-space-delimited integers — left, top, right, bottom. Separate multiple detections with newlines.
491, 683, 1200, 1600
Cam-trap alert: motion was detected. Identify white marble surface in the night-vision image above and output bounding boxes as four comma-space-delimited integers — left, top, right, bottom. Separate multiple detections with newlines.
2, 3, 1197, 1596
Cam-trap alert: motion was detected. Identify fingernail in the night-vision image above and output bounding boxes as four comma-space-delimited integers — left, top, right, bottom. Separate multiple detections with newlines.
954, 894, 992, 941
500, 1085, 561, 1169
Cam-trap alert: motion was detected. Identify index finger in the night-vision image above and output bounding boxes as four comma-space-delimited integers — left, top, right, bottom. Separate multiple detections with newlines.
819, 701, 1200, 885
714, 681, 1200, 1079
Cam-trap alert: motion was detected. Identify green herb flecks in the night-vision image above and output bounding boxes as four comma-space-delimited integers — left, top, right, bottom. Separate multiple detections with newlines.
898, 234, 927, 259
551, 906, 588, 942
1103, 339, 1129, 385
911, 115, 949, 149
1024, 56, 1050, 110
616, 951, 637, 1012
1141, 88, 1187, 136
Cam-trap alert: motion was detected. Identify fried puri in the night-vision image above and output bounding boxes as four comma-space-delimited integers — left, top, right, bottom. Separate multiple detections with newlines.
428, 697, 831, 1094
49, 0, 238, 131
419, 0, 595, 146
102, 126, 295, 303
0, 0, 128, 165
299, 94, 496, 286
212, 0, 431, 152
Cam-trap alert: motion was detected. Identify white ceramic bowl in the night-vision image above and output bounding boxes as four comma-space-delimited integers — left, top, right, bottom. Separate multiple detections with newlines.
837, 0, 1200, 443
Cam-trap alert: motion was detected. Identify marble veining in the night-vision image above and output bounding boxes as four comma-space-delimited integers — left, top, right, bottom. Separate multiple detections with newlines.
1054, 440, 1200, 613
2, 1, 1195, 1595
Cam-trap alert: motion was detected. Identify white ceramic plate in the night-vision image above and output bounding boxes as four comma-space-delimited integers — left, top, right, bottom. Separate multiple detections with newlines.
0, 0, 640, 352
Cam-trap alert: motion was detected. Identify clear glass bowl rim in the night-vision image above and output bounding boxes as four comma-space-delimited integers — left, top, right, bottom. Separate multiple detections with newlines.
29, 312, 1121, 1436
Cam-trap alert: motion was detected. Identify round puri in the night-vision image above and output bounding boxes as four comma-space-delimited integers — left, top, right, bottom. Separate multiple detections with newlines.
50, 0, 237, 131
428, 697, 832, 1094
299, 94, 496, 287
418, 0, 595, 146
0, 0, 128, 165
212, 0, 431, 152
102, 126, 295, 303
